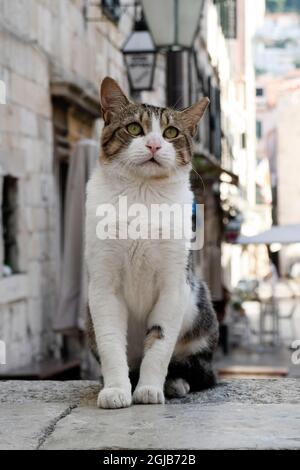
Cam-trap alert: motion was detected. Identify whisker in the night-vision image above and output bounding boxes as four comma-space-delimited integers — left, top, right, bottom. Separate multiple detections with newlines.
191, 164, 206, 196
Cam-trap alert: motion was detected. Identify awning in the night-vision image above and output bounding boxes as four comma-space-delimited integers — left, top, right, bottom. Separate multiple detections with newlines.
193, 151, 239, 186
236, 224, 300, 245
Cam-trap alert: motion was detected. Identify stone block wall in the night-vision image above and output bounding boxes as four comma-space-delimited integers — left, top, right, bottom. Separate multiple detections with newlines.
0, 0, 166, 370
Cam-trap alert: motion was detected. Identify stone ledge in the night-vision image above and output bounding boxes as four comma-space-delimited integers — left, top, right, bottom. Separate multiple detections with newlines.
0, 379, 299, 450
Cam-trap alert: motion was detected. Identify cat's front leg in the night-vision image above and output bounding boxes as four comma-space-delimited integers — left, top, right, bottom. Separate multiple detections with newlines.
133, 284, 184, 405
89, 281, 131, 409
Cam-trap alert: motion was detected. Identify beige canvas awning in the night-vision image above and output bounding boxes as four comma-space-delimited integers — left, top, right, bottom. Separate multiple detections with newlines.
237, 224, 300, 245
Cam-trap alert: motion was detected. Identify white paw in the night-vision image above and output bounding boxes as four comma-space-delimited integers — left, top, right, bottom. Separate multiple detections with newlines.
133, 385, 165, 405
97, 387, 132, 409
165, 378, 190, 398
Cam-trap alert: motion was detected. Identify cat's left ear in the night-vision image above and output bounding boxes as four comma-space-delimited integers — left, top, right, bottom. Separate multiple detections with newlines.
100, 77, 130, 124
180, 97, 210, 136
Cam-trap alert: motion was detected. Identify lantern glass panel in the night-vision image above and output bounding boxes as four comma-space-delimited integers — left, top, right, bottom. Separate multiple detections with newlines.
141, 0, 203, 49
125, 53, 155, 91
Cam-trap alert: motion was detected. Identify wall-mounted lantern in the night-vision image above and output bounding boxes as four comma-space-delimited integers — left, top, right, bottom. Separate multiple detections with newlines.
141, 0, 204, 50
122, 27, 156, 92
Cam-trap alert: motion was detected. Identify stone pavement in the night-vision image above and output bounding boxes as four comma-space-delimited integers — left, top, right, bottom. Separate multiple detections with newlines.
1, 379, 300, 450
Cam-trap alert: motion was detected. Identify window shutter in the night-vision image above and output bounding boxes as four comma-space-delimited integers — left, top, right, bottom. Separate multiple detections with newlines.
215, 0, 237, 40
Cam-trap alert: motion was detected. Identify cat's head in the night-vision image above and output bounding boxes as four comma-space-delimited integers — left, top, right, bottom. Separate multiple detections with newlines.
99, 77, 209, 179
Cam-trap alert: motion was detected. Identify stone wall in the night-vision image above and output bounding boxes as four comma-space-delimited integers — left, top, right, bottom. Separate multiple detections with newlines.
0, 2, 56, 368
0, 0, 166, 370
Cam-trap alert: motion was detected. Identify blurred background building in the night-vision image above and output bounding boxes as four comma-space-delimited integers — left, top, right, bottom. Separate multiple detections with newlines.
0, 0, 299, 379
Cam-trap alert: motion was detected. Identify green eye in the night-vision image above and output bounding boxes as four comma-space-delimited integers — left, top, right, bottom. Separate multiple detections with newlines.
127, 122, 143, 136
163, 126, 179, 139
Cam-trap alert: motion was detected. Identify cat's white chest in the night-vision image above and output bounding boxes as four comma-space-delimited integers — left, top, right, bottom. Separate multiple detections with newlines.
122, 239, 161, 368
122, 239, 160, 319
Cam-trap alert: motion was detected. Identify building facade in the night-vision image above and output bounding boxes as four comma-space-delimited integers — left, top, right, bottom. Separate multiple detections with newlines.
216, 0, 270, 287
0, 0, 260, 373
254, 4, 300, 275
0, 0, 163, 371
254, 12, 300, 76
255, 72, 300, 274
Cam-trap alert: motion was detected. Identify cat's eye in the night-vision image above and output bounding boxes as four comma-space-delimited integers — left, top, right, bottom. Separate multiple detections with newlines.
163, 126, 179, 139
127, 122, 143, 136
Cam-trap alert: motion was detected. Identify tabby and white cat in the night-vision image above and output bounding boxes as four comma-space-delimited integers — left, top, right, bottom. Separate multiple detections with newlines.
85, 77, 219, 409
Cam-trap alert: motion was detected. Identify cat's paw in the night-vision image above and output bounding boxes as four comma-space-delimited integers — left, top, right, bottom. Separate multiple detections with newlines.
165, 378, 190, 398
133, 385, 165, 405
97, 387, 132, 409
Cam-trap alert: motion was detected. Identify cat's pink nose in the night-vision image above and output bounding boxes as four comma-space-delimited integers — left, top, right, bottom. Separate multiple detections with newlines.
146, 142, 162, 155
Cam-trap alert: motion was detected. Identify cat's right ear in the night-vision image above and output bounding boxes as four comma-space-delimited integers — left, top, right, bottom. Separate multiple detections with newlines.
100, 77, 130, 124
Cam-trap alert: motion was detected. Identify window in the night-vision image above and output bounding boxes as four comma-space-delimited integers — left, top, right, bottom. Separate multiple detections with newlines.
207, 80, 222, 161
1, 176, 19, 275
256, 120, 263, 139
256, 87, 264, 97
241, 132, 247, 149
214, 0, 237, 39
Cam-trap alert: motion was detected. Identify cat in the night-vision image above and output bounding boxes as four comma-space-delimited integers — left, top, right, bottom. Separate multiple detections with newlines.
85, 77, 219, 409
